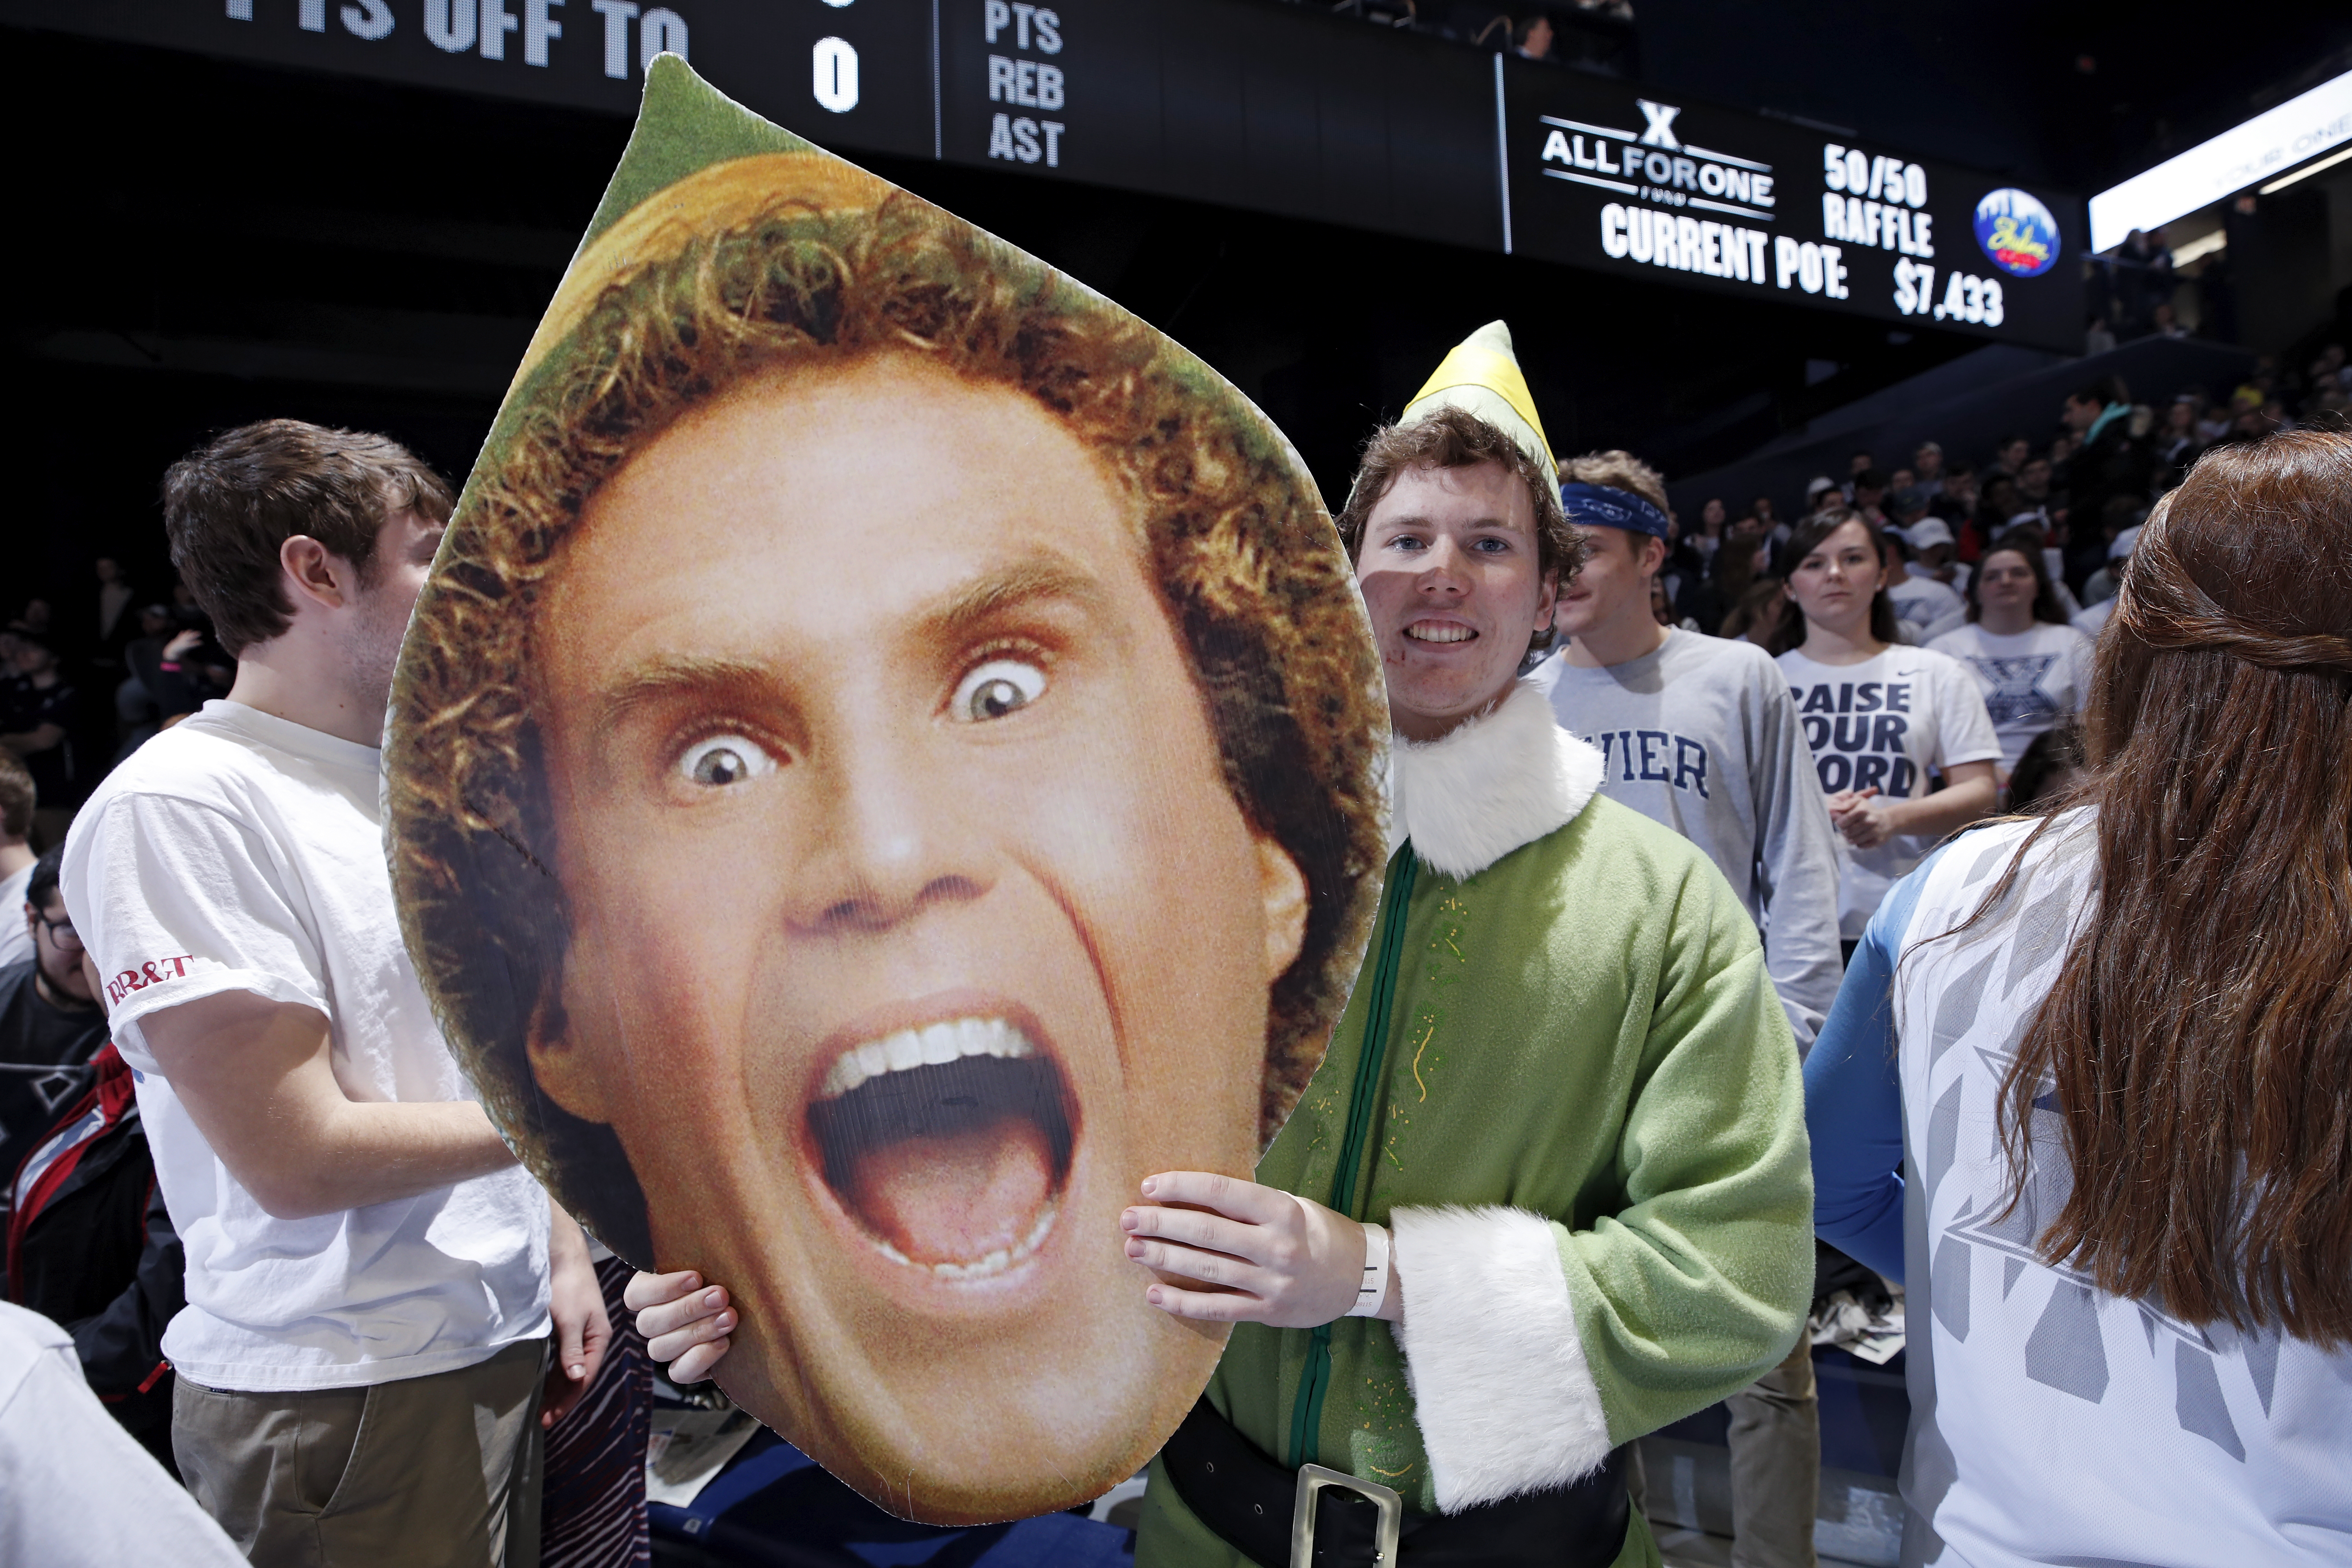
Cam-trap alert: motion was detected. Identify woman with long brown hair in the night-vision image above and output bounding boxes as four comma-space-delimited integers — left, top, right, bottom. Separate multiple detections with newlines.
1806, 431, 2352, 1564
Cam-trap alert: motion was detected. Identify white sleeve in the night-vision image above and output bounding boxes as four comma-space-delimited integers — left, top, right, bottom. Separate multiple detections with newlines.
0, 1304, 248, 1568
63, 794, 330, 1070
1932, 656, 2003, 769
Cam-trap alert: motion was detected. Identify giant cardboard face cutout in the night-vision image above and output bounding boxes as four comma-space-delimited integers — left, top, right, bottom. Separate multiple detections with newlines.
386, 57, 1386, 1526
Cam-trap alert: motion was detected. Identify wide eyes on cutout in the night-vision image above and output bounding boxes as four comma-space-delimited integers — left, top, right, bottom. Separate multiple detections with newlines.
677, 734, 779, 789
951, 658, 1048, 723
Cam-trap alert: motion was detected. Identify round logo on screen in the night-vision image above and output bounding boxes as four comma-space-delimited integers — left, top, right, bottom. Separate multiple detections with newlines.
1973, 189, 2060, 277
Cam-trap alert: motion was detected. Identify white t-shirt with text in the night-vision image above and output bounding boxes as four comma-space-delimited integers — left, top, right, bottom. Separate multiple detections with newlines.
60, 701, 548, 1392
1926, 621, 2095, 775
1776, 646, 2001, 938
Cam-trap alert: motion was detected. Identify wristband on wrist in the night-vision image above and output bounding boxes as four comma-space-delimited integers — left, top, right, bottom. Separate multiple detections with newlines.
1345, 1221, 1391, 1318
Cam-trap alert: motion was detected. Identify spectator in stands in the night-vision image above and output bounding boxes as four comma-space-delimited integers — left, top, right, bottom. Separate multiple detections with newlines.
1927, 465, 1970, 525
1912, 440, 1945, 497
2193, 393, 2232, 445
2112, 227, 2174, 338
2074, 524, 2142, 640
1722, 577, 1789, 648
1538, 452, 1843, 1054
92, 558, 138, 674
0, 849, 109, 1196
1929, 529, 2095, 781
123, 602, 232, 744
1683, 531, 1762, 636
2083, 496, 2142, 596
1770, 511, 1999, 952
2012, 455, 2058, 529
1750, 493, 1791, 573
0, 755, 32, 972
1533, 450, 1842, 1568
1889, 482, 1933, 533
2004, 718, 2085, 812
1978, 473, 2023, 544
65, 419, 602, 1564
2154, 396, 2203, 486
2046, 433, 2078, 491
1, 638, 79, 842
1512, 12, 1555, 58
6, 601, 51, 640
1850, 468, 1892, 531
2150, 301, 2187, 339
1692, 496, 1728, 570
1881, 525, 1963, 637
1844, 450, 1875, 493
1989, 435, 2030, 484
2059, 380, 2153, 589
1906, 515, 1970, 595
1963, 517, 2082, 625
6, 1018, 185, 1471
1806, 431, 2352, 1567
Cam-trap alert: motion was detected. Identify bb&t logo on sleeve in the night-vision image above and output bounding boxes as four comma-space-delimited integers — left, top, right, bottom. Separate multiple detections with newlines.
106, 955, 196, 1006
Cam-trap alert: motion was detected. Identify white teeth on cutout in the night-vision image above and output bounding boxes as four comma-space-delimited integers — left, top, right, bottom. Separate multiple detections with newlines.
1405, 622, 1476, 643
925, 1204, 1059, 1281
816, 1017, 1035, 1101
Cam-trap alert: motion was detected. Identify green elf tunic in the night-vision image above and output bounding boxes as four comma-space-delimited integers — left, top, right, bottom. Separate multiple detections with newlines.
1135, 680, 1814, 1568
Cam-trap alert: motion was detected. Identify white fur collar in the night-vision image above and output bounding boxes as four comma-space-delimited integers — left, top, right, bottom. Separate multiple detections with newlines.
1388, 679, 1605, 881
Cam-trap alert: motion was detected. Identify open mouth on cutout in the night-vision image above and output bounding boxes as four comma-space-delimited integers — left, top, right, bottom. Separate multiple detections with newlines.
806, 1016, 1076, 1282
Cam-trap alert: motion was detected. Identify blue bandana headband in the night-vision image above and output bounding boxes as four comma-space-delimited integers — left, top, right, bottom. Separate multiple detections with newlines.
1560, 481, 1670, 539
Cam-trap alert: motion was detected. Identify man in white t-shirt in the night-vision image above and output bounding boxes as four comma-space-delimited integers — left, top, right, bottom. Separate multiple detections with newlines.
61, 420, 607, 1567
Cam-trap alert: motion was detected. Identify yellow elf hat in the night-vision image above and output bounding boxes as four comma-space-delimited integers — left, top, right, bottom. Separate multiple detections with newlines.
1401, 320, 1557, 492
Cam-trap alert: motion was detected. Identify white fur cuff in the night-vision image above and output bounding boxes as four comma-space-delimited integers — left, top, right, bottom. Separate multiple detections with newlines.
1390, 1204, 1613, 1512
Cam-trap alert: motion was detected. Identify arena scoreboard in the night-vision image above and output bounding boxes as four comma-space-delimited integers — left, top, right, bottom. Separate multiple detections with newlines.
6, 0, 2083, 349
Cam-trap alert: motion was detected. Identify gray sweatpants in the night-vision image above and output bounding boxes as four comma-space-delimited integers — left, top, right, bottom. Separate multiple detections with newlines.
172, 1336, 549, 1568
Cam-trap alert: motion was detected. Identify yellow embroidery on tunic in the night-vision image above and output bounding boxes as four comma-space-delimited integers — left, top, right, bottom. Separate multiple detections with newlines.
1380, 887, 1474, 1174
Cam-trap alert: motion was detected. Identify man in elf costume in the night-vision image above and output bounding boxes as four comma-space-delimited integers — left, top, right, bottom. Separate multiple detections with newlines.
633, 324, 1812, 1567
1118, 324, 1813, 1568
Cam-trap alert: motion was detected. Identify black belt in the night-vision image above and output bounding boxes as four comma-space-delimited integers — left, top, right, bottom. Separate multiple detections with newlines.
1161, 1397, 1630, 1568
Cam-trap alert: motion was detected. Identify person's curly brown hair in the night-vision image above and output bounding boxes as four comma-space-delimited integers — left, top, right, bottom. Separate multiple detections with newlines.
386, 178, 1389, 1264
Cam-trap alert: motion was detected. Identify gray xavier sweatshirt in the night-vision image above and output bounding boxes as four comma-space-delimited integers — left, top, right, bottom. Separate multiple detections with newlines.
1528, 630, 1844, 1051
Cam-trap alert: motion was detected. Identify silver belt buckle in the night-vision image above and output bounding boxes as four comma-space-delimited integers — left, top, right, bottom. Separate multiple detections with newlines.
1290, 1462, 1403, 1568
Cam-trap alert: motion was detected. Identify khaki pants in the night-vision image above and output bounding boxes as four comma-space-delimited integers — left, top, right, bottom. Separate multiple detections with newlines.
1723, 1335, 1819, 1568
173, 1337, 549, 1568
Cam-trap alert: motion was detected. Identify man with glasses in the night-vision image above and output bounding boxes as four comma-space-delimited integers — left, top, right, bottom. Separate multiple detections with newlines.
0, 846, 109, 1233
